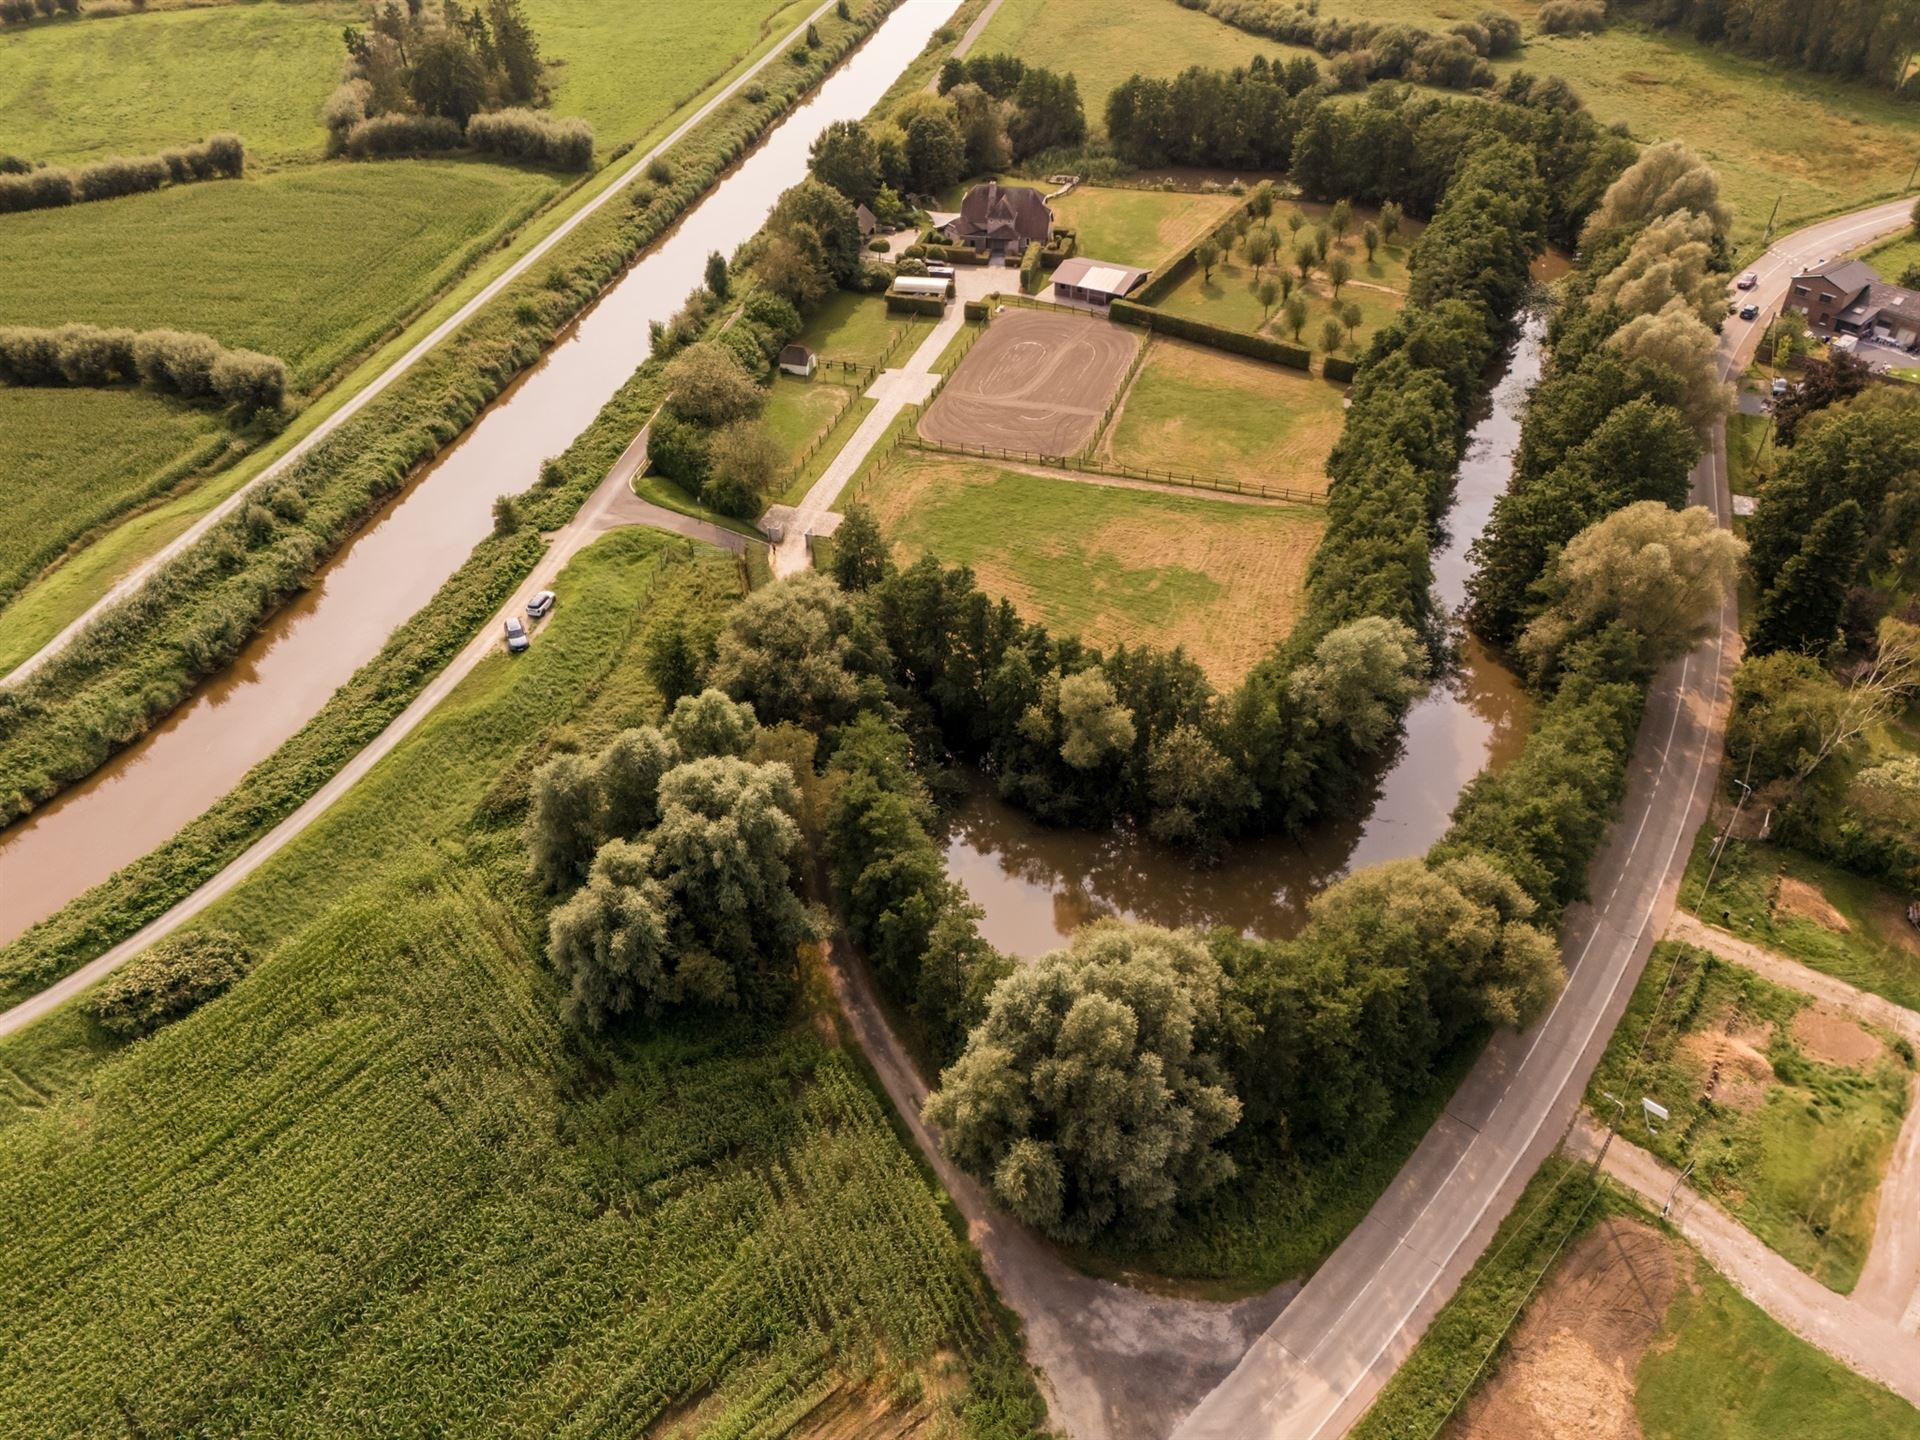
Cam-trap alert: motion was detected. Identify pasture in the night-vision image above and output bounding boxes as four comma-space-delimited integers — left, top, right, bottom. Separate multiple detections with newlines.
1588, 943, 1912, 1291
799, 287, 914, 369
1049, 184, 1241, 271
0, 530, 1036, 1433
918, 309, 1140, 456
0, 388, 227, 608
1104, 339, 1344, 495
858, 451, 1324, 683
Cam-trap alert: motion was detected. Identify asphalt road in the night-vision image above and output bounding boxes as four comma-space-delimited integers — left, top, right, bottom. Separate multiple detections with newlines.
0, 0, 836, 691
1170, 197, 1917, 1440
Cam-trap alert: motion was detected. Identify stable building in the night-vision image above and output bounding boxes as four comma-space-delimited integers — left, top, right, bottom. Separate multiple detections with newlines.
1049, 256, 1149, 308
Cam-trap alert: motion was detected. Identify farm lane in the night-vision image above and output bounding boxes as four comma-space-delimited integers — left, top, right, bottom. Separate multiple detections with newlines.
0, 446, 733, 1044
0, 0, 849, 691
1665, 910, 1920, 1330
1169, 197, 1918, 1440
1564, 1113, 1920, 1401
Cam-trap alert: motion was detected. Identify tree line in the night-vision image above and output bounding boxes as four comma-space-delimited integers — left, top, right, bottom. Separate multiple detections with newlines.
0, 323, 287, 413
1620, 0, 1920, 93
323, 0, 594, 169
0, 134, 245, 214
1177, 0, 1523, 90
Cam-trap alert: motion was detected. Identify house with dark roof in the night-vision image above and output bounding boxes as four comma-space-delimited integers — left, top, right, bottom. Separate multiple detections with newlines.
1785, 258, 1920, 347
941, 180, 1052, 258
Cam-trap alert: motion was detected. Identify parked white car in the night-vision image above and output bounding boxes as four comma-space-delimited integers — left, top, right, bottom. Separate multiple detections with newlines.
526, 590, 555, 619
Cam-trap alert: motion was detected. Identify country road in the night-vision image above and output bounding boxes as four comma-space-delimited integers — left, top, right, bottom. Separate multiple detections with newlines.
0, 0, 839, 691
1170, 197, 1918, 1440
0, 436, 741, 1043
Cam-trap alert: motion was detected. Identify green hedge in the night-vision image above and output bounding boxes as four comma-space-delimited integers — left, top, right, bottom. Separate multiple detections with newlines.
0, 1, 893, 831
1109, 299, 1311, 369
963, 298, 991, 322
1039, 228, 1076, 270
1018, 242, 1043, 295
886, 293, 947, 316
1321, 354, 1358, 383
918, 235, 989, 265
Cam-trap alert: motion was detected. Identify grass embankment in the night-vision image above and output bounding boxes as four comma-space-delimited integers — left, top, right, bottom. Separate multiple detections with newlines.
972, 0, 1294, 133
1151, 199, 1417, 361
0, 1, 884, 822
0, 389, 230, 607
1353, 1158, 1920, 1440
859, 451, 1325, 685
1589, 942, 1911, 1291
0, 531, 1042, 1436
1682, 833, 1920, 1011
1105, 338, 1344, 494
1049, 184, 1241, 270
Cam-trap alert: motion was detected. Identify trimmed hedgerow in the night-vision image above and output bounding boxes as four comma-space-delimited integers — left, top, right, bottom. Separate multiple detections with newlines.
1109, 299, 1312, 369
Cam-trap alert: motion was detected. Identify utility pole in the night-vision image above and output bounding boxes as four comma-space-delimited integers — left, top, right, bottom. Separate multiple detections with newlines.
1908, 153, 1920, 192
1762, 193, 1784, 248
1662, 1160, 1696, 1220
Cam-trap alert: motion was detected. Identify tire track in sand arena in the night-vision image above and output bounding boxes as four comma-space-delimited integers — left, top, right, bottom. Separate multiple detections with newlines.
918, 310, 1138, 456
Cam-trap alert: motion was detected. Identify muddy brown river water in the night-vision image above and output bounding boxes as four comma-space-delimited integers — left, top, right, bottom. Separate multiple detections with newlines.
0, 0, 964, 947
947, 317, 1547, 957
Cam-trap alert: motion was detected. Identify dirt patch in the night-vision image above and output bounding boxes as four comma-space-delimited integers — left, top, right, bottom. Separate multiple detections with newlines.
1867, 890, 1920, 960
1450, 1219, 1691, 1440
918, 311, 1139, 456
1678, 1015, 1777, 1111
1774, 875, 1851, 933
1791, 1006, 1888, 1070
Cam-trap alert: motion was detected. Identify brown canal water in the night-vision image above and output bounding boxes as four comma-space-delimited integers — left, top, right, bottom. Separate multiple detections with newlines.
948, 316, 1548, 958
0, 0, 965, 948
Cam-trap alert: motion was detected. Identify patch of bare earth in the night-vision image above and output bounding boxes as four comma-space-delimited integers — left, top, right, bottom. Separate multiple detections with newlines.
1449, 1219, 1692, 1440
1774, 875, 1850, 932
1678, 1013, 1777, 1111
1791, 1006, 1889, 1070
1867, 890, 1920, 960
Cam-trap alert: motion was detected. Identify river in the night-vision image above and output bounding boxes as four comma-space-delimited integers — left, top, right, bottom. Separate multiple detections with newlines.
0, 0, 965, 948
947, 316, 1547, 956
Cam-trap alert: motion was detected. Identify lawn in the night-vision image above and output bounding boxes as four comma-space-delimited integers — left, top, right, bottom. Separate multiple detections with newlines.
1682, 833, 1920, 1011
1588, 942, 1912, 1291
972, 0, 1309, 135
0, 1, 351, 162
1727, 411, 1773, 496
1049, 184, 1241, 271
799, 288, 915, 369
1104, 338, 1344, 495
1637, 1266, 1920, 1439
0, 160, 560, 389
0, 529, 1037, 1433
0, 388, 229, 610
858, 451, 1325, 683
1858, 231, 1920, 282
762, 372, 855, 502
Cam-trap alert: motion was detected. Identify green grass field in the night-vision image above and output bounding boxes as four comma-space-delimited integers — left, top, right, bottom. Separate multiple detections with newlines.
859, 451, 1324, 684
972, 0, 1295, 135
0, 1, 351, 162
0, 529, 1037, 1432
0, 388, 229, 608
1105, 338, 1343, 494
1637, 1266, 1920, 1439
1682, 834, 1920, 1011
1049, 185, 1240, 270
1588, 942, 1911, 1291
800, 288, 914, 369
0, 160, 559, 388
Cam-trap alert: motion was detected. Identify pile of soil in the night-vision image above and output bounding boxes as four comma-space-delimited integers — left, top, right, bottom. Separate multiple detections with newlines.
1791, 1006, 1888, 1069
1773, 876, 1850, 933
1450, 1219, 1692, 1440
1679, 1016, 1777, 1111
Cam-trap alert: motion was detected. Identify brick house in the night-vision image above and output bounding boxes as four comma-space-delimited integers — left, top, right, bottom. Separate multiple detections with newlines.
941, 180, 1053, 258
1784, 258, 1920, 348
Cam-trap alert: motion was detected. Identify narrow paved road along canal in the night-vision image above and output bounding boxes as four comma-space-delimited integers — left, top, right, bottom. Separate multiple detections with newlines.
947, 317, 1546, 955
0, 0, 964, 947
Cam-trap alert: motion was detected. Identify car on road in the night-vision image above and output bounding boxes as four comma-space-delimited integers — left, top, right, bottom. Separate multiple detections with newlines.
1737, 272, 1758, 290
1739, 302, 1760, 321
1771, 376, 1791, 396
504, 616, 530, 653
526, 589, 555, 619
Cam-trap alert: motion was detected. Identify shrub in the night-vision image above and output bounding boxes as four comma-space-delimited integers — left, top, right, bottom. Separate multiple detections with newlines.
343, 113, 466, 159
1536, 0, 1606, 34
1, 323, 287, 412
82, 931, 252, 1037
467, 107, 595, 171
1321, 354, 1358, 383
0, 134, 244, 212
1018, 241, 1043, 294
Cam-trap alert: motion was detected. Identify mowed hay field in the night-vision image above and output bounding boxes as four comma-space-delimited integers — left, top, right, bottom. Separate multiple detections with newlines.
0, 389, 229, 606
0, 532, 1033, 1433
1050, 185, 1241, 271
860, 452, 1324, 682
0, 161, 560, 389
1105, 339, 1345, 495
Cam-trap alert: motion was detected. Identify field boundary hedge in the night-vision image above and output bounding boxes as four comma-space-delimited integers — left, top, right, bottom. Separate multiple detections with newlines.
1132, 197, 1252, 306
0, 324, 287, 412
0, 134, 244, 213
0, 0, 898, 830
1110, 298, 1312, 369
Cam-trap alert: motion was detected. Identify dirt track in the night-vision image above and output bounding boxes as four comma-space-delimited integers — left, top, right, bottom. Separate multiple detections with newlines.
918, 310, 1139, 456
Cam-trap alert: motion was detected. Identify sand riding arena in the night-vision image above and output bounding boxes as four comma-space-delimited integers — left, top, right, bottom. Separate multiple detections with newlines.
918, 310, 1140, 456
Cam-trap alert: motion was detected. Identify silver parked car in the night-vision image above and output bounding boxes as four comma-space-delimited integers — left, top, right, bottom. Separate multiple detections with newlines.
504, 616, 530, 653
